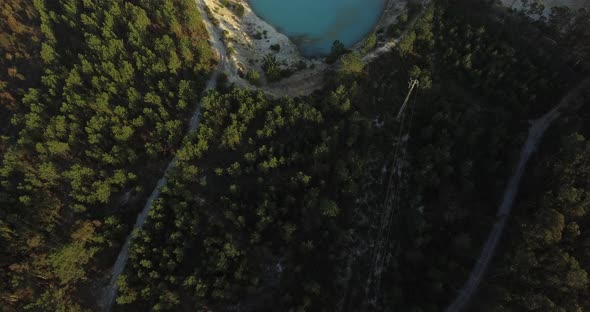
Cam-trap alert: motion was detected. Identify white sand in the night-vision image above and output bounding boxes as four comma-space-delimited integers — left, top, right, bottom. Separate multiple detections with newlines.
202, 0, 320, 85
200, 0, 412, 96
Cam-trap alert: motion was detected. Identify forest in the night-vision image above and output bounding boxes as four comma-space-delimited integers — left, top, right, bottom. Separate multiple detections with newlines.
1, 0, 214, 310
477, 106, 590, 311
1, 0, 589, 311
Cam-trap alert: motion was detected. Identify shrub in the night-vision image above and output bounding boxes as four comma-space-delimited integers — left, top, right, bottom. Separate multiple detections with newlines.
326, 40, 347, 64
246, 70, 261, 86
262, 54, 281, 82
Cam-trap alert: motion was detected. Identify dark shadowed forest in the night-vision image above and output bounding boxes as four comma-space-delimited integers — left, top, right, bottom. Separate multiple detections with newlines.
1, 0, 589, 311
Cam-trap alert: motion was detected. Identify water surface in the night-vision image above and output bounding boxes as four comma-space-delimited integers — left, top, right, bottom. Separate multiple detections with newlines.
249, 0, 385, 56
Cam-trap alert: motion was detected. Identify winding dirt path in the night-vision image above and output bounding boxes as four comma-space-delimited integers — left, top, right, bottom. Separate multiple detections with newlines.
445, 77, 590, 312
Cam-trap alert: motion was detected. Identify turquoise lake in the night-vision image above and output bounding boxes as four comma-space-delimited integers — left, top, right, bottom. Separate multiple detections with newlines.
249, 0, 385, 56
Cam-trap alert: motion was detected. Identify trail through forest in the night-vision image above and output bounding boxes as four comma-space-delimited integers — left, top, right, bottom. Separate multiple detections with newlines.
100, 0, 427, 309
445, 77, 590, 312
97, 1, 229, 310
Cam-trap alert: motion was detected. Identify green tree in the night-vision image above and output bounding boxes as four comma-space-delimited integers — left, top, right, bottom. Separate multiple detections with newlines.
327, 40, 346, 63
262, 53, 281, 82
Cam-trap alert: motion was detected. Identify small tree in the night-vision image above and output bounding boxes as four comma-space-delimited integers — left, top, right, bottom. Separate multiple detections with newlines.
361, 33, 377, 54
338, 52, 364, 79
246, 70, 261, 86
398, 31, 416, 55
262, 53, 281, 82
326, 40, 346, 63
320, 199, 340, 217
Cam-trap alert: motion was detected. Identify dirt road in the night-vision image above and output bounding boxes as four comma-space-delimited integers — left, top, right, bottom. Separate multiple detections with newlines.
445, 77, 590, 312
97, 1, 230, 310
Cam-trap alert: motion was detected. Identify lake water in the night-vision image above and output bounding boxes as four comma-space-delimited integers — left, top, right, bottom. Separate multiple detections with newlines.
249, 0, 385, 56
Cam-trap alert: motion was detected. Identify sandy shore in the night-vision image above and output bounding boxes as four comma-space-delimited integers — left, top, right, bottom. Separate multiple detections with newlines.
202, 0, 321, 85
200, 0, 411, 96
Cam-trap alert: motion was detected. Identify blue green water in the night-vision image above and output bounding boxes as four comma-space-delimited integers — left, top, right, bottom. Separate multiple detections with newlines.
249, 0, 385, 56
